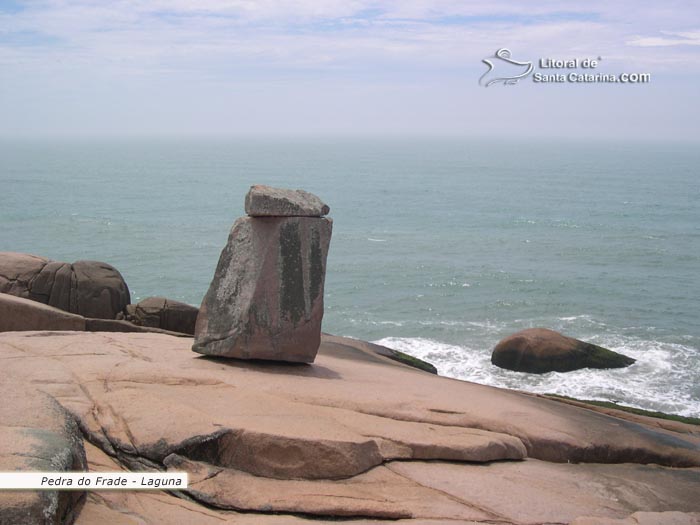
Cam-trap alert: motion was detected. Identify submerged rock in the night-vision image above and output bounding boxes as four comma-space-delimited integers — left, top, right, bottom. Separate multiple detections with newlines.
0, 252, 130, 320
193, 211, 332, 362
245, 184, 330, 217
492, 327, 635, 373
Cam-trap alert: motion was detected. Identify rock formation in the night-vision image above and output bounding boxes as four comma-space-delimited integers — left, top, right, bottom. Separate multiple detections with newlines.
1, 330, 699, 524
193, 186, 332, 363
0, 292, 87, 332
125, 296, 199, 335
492, 327, 636, 373
245, 184, 330, 217
0, 292, 190, 336
0, 252, 130, 319
0, 376, 86, 525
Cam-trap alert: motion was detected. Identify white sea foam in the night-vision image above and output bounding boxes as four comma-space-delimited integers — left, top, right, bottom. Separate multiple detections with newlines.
373, 335, 700, 417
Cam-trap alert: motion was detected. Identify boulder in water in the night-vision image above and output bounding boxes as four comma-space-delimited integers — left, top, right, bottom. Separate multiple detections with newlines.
492, 328, 635, 373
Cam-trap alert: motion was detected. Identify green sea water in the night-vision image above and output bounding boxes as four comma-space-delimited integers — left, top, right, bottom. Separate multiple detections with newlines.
1, 137, 699, 416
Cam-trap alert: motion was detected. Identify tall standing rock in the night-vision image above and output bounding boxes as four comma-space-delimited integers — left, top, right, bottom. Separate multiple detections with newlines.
193, 186, 332, 363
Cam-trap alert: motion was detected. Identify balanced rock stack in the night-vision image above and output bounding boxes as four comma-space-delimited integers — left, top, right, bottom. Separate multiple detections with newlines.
192, 185, 332, 363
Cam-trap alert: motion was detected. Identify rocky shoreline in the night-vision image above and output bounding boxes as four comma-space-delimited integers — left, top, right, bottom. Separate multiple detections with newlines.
1, 186, 699, 524
1, 329, 699, 524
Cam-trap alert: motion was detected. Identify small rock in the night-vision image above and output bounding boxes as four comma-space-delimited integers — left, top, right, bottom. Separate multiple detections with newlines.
126, 296, 199, 335
245, 185, 330, 217
492, 327, 635, 373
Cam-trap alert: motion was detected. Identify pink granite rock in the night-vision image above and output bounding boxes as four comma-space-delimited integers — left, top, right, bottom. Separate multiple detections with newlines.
0, 252, 130, 320
245, 185, 330, 217
0, 293, 86, 332
193, 215, 332, 362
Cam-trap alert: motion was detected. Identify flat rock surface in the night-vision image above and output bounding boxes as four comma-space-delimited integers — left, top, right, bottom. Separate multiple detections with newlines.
1, 330, 699, 524
571, 512, 700, 525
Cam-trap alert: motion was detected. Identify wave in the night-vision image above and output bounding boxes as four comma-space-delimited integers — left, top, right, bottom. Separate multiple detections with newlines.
373, 335, 700, 418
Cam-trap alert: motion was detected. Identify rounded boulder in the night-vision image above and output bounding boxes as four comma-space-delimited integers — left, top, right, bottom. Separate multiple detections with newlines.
492, 328, 635, 374
0, 252, 130, 320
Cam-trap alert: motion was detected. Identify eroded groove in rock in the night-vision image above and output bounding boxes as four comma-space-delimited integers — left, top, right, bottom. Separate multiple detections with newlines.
283, 393, 700, 469
173, 428, 384, 480
163, 454, 496, 521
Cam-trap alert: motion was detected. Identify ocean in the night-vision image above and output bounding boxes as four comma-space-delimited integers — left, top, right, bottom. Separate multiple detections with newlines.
2, 137, 699, 417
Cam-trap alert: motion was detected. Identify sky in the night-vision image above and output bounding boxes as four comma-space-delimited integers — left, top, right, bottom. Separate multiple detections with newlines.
1, 0, 699, 140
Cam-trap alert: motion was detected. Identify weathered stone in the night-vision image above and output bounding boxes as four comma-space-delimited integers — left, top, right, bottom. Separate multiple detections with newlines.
245, 185, 330, 217
492, 327, 635, 373
78, 441, 315, 525
0, 252, 131, 320
164, 455, 493, 521
193, 216, 332, 362
571, 511, 700, 525
0, 293, 193, 336
72, 260, 130, 319
322, 333, 438, 374
125, 296, 198, 334
2, 330, 700, 523
84, 317, 190, 336
0, 381, 87, 525
0, 293, 86, 332
389, 460, 700, 524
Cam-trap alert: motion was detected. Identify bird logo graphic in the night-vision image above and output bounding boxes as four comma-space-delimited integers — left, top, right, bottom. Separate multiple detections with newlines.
479, 48, 534, 87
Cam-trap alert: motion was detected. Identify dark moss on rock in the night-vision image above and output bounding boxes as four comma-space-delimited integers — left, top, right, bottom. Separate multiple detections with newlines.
369, 342, 438, 374
382, 348, 438, 374
546, 394, 700, 426
279, 220, 306, 324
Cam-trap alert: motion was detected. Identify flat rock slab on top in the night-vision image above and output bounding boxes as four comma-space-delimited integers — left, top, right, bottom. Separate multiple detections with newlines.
245, 185, 330, 217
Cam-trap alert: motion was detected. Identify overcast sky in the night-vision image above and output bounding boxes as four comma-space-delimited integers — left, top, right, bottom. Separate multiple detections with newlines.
1, 1, 699, 140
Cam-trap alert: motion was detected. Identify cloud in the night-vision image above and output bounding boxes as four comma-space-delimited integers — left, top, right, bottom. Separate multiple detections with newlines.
628, 30, 700, 47
1, 1, 699, 138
